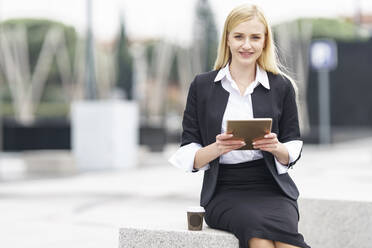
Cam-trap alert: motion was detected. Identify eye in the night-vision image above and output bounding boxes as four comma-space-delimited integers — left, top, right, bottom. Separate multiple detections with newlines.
252, 36, 261, 40
234, 35, 242, 39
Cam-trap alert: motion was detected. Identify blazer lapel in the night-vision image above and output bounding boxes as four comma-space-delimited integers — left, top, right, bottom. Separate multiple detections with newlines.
251, 84, 272, 118
251, 83, 279, 175
206, 81, 229, 146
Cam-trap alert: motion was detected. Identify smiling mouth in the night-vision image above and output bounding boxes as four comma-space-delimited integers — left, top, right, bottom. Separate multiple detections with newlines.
239, 52, 254, 58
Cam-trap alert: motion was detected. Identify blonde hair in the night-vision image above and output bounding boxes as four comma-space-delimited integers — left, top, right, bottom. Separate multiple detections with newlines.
213, 4, 298, 92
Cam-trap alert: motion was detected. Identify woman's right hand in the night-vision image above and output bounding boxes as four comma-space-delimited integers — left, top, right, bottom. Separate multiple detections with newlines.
215, 133, 246, 155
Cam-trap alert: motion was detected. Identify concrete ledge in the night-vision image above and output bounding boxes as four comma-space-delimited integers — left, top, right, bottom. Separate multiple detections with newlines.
299, 198, 372, 248
119, 227, 238, 248
119, 198, 372, 248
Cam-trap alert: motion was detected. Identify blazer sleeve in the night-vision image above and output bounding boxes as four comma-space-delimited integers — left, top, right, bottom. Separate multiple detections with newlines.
180, 77, 204, 173
181, 76, 202, 147
278, 80, 302, 169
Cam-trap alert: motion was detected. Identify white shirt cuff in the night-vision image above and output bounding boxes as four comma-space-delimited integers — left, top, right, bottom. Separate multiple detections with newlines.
274, 140, 303, 174
168, 143, 210, 172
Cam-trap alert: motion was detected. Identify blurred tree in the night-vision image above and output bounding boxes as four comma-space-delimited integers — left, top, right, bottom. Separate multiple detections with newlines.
144, 40, 160, 80
308, 17, 369, 40
0, 18, 77, 89
192, 0, 218, 73
274, 17, 370, 41
115, 14, 134, 100
168, 53, 180, 85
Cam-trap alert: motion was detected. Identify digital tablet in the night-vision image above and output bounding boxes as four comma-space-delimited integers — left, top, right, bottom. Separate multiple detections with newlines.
226, 118, 272, 150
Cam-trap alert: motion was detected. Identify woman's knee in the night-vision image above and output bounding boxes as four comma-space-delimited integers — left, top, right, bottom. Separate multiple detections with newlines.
248, 237, 275, 248
274, 241, 301, 248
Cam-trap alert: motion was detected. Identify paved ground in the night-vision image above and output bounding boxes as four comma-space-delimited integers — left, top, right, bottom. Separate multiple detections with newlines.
0, 137, 371, 248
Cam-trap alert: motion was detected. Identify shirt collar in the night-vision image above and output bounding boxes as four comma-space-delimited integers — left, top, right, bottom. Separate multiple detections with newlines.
214, 63, 270, 90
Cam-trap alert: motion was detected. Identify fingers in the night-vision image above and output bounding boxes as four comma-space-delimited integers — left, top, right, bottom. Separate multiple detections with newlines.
253, 133, 279, 151
216, 132, 279, 154
254, 144, 278, 150
216, 133, 245, 145
253, 140, 277, 146
216, 133, 234, 140
264, 133, 277, 139
216, 133, 246, 154
218, 139, 245, 146
253, 133, 278, 145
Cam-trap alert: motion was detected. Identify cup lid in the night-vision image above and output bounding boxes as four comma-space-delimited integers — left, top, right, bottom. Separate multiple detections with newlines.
187, 206, 205, 212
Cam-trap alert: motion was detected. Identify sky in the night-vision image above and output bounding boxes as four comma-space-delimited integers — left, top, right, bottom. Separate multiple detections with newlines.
0, 0, 372, 45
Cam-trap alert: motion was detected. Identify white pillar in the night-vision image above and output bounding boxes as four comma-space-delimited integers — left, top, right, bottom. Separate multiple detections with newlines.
71, 100, 138, 171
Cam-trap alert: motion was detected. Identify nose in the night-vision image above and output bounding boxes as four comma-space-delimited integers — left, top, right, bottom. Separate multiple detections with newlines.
242, 38, 252, 49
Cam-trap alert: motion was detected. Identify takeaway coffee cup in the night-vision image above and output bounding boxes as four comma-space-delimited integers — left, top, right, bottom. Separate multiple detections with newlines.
187, 206, 205, 231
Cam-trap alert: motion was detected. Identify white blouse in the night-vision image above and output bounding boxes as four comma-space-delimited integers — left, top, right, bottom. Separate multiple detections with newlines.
169, 63, 303, 174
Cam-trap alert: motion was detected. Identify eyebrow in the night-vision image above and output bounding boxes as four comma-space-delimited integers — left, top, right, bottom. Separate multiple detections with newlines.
232, 32, 263, 35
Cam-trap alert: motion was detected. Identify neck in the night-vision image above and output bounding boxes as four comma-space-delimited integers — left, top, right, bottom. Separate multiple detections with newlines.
229, 61, 256, 85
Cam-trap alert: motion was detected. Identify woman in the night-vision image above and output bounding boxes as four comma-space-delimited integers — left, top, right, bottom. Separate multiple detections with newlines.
169, 4, 310, 248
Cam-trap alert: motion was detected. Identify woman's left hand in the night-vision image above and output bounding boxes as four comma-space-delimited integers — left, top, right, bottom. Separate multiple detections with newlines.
252, 133, 289, 165
252, 132, 280, 153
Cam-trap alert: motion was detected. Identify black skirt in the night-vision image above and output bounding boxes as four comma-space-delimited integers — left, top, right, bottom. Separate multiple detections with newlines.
204, 159, 310, 248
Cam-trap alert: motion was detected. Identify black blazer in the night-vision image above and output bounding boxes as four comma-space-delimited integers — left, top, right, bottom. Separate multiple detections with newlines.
181, 69, 302, 207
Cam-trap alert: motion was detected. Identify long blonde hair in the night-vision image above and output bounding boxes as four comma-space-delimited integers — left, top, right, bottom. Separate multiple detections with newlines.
213, 4, 298, 92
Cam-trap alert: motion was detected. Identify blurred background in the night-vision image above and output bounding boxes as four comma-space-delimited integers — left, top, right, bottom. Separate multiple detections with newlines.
0, 0, 371, 247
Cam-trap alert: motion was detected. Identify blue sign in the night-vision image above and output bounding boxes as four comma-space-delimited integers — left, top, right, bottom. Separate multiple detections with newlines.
310, 39, 338, 70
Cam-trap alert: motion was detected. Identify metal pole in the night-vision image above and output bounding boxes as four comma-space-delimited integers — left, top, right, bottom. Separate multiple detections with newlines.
85, 0, 97, 99
318, 69, 331, 144
0, 0, 3, 151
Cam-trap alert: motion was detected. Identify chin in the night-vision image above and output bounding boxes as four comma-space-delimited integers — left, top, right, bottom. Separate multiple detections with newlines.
236, 57, 257, 67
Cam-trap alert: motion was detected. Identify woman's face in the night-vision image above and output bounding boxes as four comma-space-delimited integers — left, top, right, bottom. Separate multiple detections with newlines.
227, 17, 266, 67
